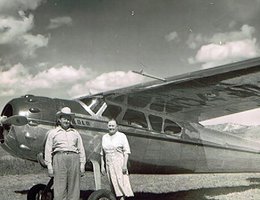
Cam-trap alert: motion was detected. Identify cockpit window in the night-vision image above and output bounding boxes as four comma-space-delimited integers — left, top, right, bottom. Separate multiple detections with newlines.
102, 104, 122, 119
164, 119, 182, 135
80, 98, 105, 113
122, 109, 147, 128
149, 115, 162, 132
90, 99, 105, 113
80, 98, 93, 106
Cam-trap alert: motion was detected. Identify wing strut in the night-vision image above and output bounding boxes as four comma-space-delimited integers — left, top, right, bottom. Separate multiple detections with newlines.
132, 69, 166, 82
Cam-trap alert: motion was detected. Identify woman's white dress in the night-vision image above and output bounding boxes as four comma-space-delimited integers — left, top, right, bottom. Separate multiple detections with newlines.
101, 131, 134, 197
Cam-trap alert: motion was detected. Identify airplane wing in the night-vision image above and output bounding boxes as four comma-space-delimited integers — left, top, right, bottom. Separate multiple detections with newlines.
84, 57, 260, 122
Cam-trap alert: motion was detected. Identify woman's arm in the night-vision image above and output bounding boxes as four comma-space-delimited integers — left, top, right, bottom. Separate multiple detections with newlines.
122, 153, 129, 174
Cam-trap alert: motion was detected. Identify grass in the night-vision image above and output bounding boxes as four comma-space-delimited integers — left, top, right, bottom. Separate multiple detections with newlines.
0, 156, 45, 176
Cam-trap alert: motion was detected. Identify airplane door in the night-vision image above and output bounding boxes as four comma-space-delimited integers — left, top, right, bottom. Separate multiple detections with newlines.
120, 125, 150, 173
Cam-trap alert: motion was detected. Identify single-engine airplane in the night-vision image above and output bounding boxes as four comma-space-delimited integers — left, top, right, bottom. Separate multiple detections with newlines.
1, 57, 260, 200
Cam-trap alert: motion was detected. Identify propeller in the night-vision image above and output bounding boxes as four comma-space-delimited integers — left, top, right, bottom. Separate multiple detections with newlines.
0, 115, 28, 126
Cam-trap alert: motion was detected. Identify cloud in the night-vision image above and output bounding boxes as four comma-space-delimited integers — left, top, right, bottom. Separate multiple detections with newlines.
28, 65, 89, 88
21, 34, 49, 57
0, 0, 43, 13
0, 64, 93, 96
0, 11, 49, 59
186, 33, 204, 49
47, 16, 73, 30
68, 71, 144, 97
0, 12, 33, 44
165, 31, 179, 42
0, 63, 30, 96
188, 25, 260, 69
0, 64, 144, 99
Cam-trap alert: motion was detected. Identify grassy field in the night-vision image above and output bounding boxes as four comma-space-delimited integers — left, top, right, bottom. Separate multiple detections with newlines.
1, 172, 260, 200
1, 147, 260, 200
0, 147, 44, 175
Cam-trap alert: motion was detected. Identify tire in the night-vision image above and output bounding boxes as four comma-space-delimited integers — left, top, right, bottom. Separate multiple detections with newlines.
27, 184, 53, 200
87, 189, 116, 200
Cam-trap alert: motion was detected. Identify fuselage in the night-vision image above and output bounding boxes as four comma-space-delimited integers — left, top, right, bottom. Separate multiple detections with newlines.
1, 94, 260, 174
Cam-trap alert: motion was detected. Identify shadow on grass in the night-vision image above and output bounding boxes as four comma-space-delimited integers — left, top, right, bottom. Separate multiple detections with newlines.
15, 182, 260, 200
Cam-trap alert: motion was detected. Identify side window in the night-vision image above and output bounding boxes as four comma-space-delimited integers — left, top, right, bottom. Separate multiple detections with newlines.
164, 119, 182, 135
102, 105, 122, 119
90, 99, 105, 113
149, 115, 162, 132
78, 98, 104, 114
122, 109, 147, 128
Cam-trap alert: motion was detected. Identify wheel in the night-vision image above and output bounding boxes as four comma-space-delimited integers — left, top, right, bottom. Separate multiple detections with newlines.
87, 189, 116, 200
27, 184, 53, 200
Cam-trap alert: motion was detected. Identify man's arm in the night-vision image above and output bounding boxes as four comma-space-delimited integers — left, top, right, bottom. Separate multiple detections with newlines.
44, 131, 54, 177
77, 133, 86, 175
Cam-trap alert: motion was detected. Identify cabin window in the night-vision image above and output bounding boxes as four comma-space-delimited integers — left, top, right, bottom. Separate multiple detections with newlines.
90, 99, 105, 113
150, 98, 165, 112
79, 98, 104, 113
128, 94, 150, 108
122, 109, 148, 128
80, 98, 93, 106
102, 105, 122, 119
149, 115, 163, 132
150, 102, 165, 112
113, 95, 125, 103
164, 119, 182, 135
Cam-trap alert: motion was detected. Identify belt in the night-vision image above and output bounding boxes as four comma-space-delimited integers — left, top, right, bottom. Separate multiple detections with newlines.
53, 151, 77, 155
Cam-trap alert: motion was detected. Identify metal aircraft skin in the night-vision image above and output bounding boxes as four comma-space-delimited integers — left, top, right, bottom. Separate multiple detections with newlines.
1, 57, 260, 192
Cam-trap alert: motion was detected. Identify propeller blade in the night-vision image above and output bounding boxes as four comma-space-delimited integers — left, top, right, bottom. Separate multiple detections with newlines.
1, 115, 28, 126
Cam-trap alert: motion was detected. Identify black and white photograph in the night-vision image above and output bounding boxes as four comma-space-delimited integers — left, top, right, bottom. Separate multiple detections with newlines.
1, 0, 260, 200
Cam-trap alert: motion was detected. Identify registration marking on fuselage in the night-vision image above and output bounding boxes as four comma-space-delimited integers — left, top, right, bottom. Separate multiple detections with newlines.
74, 118, 90, 127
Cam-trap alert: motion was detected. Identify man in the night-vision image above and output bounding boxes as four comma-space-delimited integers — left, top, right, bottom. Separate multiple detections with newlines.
101, 119, 134, 200
45, 107, 86, 200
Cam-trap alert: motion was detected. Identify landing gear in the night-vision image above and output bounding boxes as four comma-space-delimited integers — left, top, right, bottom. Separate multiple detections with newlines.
27, 178, 53, 200
87, 160, 116, 200
87, 189, 116, 200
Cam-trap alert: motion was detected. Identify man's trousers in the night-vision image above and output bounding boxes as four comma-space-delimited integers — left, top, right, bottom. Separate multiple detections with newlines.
53, 152, 80, 200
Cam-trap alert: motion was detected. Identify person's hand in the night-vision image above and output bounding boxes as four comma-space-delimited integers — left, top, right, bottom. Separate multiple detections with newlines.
80, 163, 85, 177
47, 164, 54, 177
122, 165, 128, 175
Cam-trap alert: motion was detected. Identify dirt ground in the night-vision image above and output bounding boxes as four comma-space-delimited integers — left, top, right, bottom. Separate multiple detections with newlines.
1, 172, 260, 200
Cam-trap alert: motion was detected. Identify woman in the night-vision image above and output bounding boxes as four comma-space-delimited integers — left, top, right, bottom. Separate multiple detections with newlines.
101, 119, 134, 200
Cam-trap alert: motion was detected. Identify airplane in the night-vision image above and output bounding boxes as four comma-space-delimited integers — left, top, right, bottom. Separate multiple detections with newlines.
1, 57, 260, 200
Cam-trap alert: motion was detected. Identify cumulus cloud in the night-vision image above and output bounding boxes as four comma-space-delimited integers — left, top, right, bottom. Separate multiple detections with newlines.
0, 0, 47, 62
0, 11, 49, 59
0, 12, 33, 44
0, 64, 92, 96
68, 71, 144, 97
165, 31, 179, 42
22, 34, 49, 57
0, 0, 43, 13
0, 64, 144, 99
47, 16, 73, 30
188, 25, 260, 69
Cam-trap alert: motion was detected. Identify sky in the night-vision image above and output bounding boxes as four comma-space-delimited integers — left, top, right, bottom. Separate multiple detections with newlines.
0, 0, 260, 125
